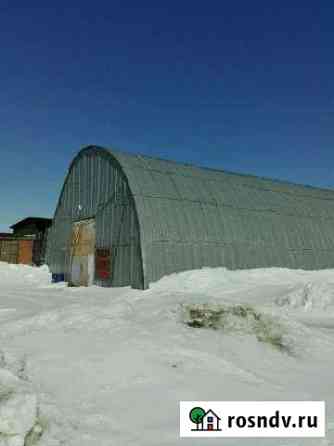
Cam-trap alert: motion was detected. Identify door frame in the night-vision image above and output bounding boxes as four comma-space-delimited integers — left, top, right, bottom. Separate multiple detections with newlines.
69, 218, 96, 286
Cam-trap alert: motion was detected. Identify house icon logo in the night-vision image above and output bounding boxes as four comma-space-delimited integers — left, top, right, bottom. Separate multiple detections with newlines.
189, 407, 222, 431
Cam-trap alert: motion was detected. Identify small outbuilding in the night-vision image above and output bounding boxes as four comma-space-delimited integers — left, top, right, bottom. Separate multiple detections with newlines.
11, 217, 52, 238
47, 145, 334, 289
0, 217, 52, 266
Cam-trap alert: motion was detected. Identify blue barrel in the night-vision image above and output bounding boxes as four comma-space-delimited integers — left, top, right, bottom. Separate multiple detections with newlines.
52, 273, 65, 283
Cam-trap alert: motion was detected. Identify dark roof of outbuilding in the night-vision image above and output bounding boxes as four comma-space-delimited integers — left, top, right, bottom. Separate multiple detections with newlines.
11, 217, 52, 230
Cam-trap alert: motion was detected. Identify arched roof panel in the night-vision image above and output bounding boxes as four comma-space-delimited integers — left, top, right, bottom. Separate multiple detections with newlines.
57, 146, 334, 286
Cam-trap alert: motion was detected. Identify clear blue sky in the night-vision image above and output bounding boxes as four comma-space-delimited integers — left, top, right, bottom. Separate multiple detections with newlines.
0, 1, 333, 231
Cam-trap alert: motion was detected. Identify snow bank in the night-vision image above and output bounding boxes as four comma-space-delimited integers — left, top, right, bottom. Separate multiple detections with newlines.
0, 357, 40, 446
0, 392, 37, 446
1, 263, 334, 445
0, 263, 50, 288
276, 281, 334, 310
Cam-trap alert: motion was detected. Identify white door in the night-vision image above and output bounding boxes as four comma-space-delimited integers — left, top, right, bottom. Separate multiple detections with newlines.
70, 219, 96, 286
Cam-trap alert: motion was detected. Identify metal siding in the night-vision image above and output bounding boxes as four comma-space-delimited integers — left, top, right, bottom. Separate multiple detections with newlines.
109, 147, 334, 285
48, 145, 334, 289
47, 150, 143, 288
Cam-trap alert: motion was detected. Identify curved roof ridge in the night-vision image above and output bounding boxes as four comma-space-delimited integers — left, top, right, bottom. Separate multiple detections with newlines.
101, 145, 334, 196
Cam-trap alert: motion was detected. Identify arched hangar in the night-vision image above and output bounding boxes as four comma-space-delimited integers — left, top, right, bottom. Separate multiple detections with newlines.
47, 145, 334, 289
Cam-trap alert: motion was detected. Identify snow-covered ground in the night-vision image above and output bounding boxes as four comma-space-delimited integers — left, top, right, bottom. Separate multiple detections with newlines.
1, 262, 334, 445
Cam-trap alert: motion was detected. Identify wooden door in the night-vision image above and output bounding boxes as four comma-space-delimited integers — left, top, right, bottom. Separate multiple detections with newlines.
70, 220, 96, 286
18, 240, 33, 265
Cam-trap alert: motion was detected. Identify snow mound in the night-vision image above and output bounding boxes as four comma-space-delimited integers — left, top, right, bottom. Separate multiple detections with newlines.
2, 263, 334, 444
0, 263, 50, 288
0, 392, 38, 446
0, 354, 40, 446
275, 282, 334, 310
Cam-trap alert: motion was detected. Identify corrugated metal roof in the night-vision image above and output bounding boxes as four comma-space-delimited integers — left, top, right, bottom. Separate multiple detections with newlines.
83, 145, 334, 287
